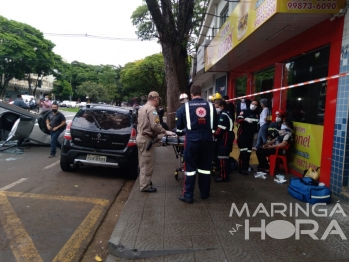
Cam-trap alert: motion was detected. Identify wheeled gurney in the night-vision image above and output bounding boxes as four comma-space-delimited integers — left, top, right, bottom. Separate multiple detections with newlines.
161, 136, 185, 180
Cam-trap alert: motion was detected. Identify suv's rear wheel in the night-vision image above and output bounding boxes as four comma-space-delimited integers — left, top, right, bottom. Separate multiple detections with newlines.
60, 159, 74, 172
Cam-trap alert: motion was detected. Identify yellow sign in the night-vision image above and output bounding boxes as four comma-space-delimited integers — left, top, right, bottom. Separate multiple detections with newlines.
205, 0, 346, 71
288, 122, 324, 175
278, 0, 344, 13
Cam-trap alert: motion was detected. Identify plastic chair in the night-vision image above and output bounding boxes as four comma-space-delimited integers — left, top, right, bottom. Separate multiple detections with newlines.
269, 143, 290, 176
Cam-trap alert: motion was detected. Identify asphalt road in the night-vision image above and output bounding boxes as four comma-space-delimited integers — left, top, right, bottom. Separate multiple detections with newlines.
0, 110, 127, 262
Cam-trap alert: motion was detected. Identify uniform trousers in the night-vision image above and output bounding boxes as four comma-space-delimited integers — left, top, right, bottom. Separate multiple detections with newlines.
256, 148, 276, 169
217, 133, 234, 181
237, 134, 254, 171
136, 135, 155, 191
182, 138, 214, 200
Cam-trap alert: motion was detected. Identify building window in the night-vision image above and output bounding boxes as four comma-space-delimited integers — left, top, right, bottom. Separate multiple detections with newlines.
254, 67, 274, 103
283, 46, 330, 125
220, 4, 229, 27
235, 75, 247, 97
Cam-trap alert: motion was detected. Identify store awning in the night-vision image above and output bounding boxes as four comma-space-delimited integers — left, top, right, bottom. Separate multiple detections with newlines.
205, 0, 346, 72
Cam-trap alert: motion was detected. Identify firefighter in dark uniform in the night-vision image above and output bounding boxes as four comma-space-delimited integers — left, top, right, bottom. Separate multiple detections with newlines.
268, 110, 286, 140
213, 99, 235, 182
236, 100, 259, 175
176, 85, 218, 203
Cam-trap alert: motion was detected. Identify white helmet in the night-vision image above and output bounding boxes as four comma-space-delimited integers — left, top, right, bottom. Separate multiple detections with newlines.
179, 93, 189, 103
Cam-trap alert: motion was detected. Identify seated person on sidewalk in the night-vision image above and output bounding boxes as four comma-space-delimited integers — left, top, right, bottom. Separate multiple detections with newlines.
256, 120, 293, 172
268, 110, 286, 140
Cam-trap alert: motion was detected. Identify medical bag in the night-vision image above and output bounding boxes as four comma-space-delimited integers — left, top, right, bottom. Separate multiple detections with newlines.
288, 177, 331, 204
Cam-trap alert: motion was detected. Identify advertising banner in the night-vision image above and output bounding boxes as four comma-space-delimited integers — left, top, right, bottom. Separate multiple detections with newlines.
205, 0, 346, 71
288, 122, 324, 175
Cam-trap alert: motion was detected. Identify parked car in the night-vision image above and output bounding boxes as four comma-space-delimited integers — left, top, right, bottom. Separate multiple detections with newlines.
78, 102, 87, 108
67, 101, 77, 108
60, 104, 139, 178
61, 100, 70, 107
0, 101, 64, 146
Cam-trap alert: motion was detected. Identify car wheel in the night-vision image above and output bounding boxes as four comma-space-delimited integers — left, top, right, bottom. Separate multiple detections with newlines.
60, 159, 74, 172
127, 163, 139, 180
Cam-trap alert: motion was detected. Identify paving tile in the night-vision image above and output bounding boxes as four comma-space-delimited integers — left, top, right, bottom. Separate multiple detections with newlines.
189, 222, 217, 235
165, 223, 191, 236
135, 233, 164, 250
110, 146, 349, 261
163, 234, 192, 249
193, 247, 228, 262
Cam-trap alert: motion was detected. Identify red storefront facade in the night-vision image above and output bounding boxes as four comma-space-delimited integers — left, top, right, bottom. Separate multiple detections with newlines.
200, 0, 347, 187
224, 18, 344, 186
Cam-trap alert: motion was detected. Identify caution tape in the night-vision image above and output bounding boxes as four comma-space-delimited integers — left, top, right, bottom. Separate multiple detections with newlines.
228, 71, 349, 102
163, 71, 348, 114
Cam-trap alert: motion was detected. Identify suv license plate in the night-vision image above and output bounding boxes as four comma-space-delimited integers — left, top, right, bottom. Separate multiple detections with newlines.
86, 154, 107, 162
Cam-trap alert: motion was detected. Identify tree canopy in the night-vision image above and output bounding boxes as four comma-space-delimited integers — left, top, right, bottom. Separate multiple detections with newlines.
0, 15, 60, 97
131, 0, 209, 128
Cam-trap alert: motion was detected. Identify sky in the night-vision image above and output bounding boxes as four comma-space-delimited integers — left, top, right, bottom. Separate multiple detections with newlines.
0, 0, 161, 66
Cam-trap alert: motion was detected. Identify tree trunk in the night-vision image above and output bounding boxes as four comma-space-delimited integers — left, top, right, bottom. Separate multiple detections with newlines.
0, 79, 10, 100
161, 43, 189, 129
27, 73, 33, 95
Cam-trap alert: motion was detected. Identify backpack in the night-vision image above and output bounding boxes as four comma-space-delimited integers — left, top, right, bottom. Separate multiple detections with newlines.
230, 157, 239, 171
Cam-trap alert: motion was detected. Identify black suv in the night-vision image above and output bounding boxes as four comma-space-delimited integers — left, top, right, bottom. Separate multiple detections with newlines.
60, 104, 139, 178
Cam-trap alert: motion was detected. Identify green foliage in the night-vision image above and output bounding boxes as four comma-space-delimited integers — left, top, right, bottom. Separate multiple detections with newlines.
120, 53, 166, 102
76, 81, 108, 103
52, 80, 73, 100
0, 15, 60, 97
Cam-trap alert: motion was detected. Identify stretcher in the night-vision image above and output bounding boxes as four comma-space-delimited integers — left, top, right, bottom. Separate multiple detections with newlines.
161, 136, 185, 180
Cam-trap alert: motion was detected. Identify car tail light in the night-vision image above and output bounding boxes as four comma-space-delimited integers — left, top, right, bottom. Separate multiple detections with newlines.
127, 128, 137, 146
64, 122, 73, 140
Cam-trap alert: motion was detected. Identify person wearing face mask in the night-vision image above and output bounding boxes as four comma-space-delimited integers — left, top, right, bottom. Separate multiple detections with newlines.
256, 120, 294, 172
40, 95, 52, 114
46, 102, 66, 158
268, 110, 286, 140
253, 98, 270, 150
236, 100, 259, 175
213, 100, 235, 182
236, 96, 251, 117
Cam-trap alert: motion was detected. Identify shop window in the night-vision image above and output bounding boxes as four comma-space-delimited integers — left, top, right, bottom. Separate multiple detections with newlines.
283, 46, 330, 125
235, 75, 247, 97
215, 75, 227, 96
253, 67, 274, 104
220, 4, 229, 27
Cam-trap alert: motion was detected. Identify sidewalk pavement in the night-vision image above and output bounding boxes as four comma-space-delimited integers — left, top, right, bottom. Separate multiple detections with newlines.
107, 145, 349, 262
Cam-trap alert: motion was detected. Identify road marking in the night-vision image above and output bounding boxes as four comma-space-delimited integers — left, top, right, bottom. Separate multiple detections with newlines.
0, 192, 43, 262
43, 160, 60, 170
2, 191, 109, 206
52, 205, 105, 262
0, 191, 109, 261
0, 178, 28, 191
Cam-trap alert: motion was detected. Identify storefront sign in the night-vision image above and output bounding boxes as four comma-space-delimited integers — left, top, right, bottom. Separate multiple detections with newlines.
205, 0, 346, 71
280, 0, 341, 13
288, 122, 324, 175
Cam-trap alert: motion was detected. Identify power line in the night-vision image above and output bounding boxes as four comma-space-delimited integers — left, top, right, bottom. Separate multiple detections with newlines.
43, 33, 158, 41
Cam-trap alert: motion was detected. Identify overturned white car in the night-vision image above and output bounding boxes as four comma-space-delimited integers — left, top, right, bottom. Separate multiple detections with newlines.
0, 101, 64, 149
